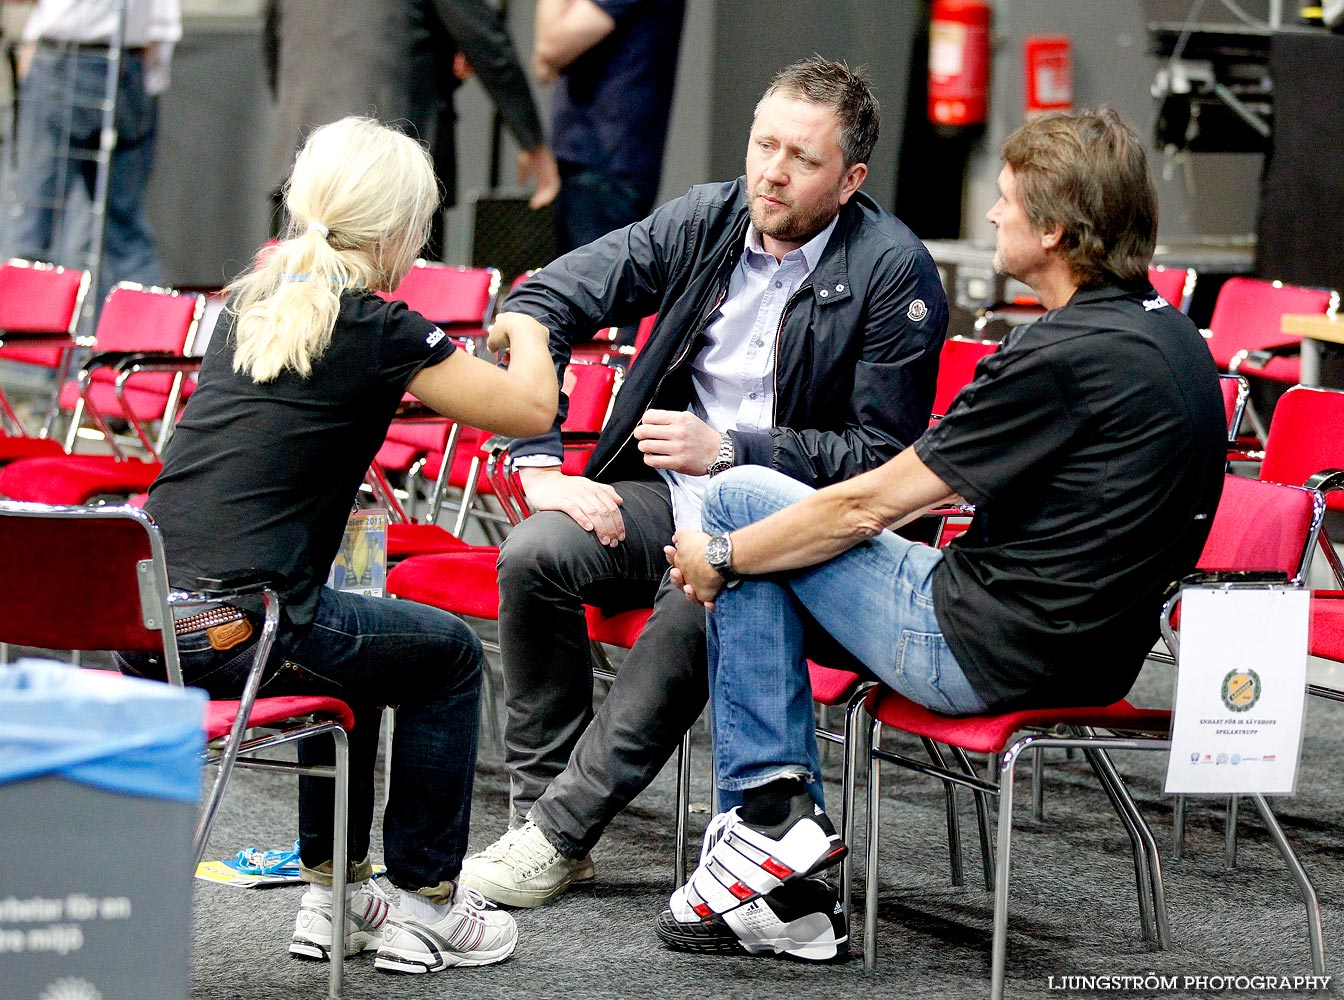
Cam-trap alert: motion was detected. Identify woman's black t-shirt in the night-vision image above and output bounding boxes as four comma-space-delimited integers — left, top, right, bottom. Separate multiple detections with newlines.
145, 290, 455, 624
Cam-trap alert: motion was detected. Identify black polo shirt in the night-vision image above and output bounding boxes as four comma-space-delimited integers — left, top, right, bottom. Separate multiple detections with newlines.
146, 291, 455, 624
914, 283, 1226, 710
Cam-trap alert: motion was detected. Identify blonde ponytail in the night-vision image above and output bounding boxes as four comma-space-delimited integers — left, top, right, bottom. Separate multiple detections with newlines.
226, 117, 440, 382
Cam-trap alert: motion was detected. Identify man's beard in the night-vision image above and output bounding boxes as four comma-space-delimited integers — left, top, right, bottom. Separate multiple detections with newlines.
749, 188, 839, 245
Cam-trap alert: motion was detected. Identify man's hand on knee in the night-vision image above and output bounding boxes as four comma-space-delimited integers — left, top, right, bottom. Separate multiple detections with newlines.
634, 410, 722, 475
518, 467, 626, 546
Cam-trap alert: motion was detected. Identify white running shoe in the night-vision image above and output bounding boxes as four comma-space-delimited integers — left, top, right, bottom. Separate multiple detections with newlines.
374, 884, 518, 973
459, 819, 596, 908
289, 878, 393, 960
669, 796, 846, 920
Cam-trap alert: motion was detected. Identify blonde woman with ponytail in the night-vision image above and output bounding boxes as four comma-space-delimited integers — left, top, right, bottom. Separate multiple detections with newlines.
116, 117, 556, 974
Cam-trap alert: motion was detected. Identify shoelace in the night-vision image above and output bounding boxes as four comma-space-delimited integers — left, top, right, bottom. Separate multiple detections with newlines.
498, 822, 562, 877
454, 886, 494, 921
474, 824, 525, 863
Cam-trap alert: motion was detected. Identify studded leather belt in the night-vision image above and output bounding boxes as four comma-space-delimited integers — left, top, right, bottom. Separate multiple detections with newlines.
173, 605, 246, 637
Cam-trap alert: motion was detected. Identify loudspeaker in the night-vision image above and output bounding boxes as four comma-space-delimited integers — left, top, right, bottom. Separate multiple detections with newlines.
468, 191, 556, 286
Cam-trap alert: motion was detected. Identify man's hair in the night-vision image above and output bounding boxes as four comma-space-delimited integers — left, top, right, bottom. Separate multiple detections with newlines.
757, 55, 880, 168
1001, 108, 1157, 287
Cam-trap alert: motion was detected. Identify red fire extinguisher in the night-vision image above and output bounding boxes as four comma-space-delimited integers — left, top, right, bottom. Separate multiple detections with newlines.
928, 0, 991, 128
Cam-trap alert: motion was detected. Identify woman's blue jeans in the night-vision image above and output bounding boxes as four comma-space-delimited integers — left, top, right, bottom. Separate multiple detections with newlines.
703, 467, 987, 812
118, 586, 483, 891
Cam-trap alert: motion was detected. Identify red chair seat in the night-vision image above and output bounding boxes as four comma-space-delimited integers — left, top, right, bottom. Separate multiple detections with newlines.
0, 455, 160, 503
205, 696, 356, 741
0, 436, 66, 461
584, 606, 653, 647
387, 522, 471, 559
866, 688, 1171, 755
387, 548, 502, 619
1310, 592, 1344, 660
807, 661, 867, 706
375, 440, 424, 471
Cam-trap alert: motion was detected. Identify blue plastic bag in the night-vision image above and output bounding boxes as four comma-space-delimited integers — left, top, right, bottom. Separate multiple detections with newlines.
0, 659, 205, 803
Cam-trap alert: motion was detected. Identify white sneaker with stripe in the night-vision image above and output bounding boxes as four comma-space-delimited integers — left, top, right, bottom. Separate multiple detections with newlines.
374, 883, 518, 972
290, 878, 393, 960
670, 797, 847, 920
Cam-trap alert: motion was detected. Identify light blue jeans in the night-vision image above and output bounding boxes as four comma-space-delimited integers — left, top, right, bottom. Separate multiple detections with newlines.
703, 466, 987, 812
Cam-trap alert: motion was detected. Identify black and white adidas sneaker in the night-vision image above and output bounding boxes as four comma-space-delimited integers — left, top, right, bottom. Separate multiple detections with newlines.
655, 877, 848, 963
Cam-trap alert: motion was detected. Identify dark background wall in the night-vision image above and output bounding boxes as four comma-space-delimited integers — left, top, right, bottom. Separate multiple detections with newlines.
122, 0, 1294, 288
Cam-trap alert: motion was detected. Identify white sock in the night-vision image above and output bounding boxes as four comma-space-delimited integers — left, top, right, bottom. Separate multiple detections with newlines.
310, 880, 364, 900
396, 888, 452, 922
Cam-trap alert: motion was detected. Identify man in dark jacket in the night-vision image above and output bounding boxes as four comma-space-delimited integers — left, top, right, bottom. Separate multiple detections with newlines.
461, 58, 948, 932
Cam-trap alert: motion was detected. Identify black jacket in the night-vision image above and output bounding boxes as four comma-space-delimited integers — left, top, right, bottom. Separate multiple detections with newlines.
505, 176, 948, 487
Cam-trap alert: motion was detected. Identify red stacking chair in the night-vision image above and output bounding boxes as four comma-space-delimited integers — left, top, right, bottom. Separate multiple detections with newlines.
0, 285, 205, 503
927, 337, 999, 546
0, 500, 357, 999
1220, 374, 1249, 445
0, 259, 90, 448
1148, 265, 1196, 313
1201, 276, 1338, 442
861, 475, 1326, 998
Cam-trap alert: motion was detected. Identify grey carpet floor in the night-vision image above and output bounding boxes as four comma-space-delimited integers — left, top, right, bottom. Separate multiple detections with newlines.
181, 651, 1344, 1000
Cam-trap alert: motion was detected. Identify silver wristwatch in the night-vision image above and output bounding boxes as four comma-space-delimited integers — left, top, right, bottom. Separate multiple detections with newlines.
704, 533, 739, 583
707, 432, 734, 477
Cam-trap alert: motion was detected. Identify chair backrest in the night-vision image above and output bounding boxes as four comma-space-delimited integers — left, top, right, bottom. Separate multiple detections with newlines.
1148, 265, 1195, 313
1219, 374, 1248, 442
382, 261, 501, 332
0, 501, 171, 653
0, 259, 89, 336
933, 336, 999, 417
0, 259, 90, 367
1203, 276, 1338, 371
1197, 474, 1323, 584
1259, 384, 1344, 511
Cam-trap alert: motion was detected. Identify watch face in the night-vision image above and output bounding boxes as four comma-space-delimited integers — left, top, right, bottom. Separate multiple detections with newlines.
705, 535, 730, 567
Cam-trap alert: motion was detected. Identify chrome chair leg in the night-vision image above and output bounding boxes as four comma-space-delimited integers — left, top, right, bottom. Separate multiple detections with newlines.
950, 745, 996, 891
328, 727, 350, 1000
1248, 793, 1326, 975
989, 741, 1024, 1000
1031, 746, 1045, 821
923, 738, 964, 886
863, 718, 883, 971
674, 727, 692, 887
839, 687, 872, 921
1225, 795, 1240, 869
1082, 746, 1169, 947
1172, 795, 1187, 859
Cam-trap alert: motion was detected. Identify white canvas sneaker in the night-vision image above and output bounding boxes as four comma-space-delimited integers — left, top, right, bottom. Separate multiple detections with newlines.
459, 819, 596, 907
374, 884, 518, 973
289, 878, 393, 960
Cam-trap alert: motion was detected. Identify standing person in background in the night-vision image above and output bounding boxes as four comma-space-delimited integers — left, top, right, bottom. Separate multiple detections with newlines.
532, 0, 684, 254
3, 0, 180, 302
266, 0, 559, 256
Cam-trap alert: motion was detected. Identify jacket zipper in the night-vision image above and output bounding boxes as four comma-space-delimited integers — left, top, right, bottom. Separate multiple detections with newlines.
770, 283, 811, 427
593, 278, 732, 481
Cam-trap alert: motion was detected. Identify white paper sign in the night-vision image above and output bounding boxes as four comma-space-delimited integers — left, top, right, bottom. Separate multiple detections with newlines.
1165, 587, 1309, 795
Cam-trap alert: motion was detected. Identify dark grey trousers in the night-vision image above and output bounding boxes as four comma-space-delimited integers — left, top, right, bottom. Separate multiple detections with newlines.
496, 478, 708, 857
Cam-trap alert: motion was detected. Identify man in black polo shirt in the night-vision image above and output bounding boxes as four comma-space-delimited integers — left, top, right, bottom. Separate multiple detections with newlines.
658, 108, 1226, 959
